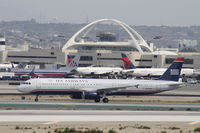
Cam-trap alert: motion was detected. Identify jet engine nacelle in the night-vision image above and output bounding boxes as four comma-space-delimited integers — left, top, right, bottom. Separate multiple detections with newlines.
70, 92, 99, 100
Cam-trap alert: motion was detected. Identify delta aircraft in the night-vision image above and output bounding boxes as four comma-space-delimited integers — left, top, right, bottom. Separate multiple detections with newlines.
121, 53, 194, 78
17, 57, 185, 103
12, 54, 80, 78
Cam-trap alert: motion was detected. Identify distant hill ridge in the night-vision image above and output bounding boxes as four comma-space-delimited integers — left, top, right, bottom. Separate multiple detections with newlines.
0, 20, 200, 51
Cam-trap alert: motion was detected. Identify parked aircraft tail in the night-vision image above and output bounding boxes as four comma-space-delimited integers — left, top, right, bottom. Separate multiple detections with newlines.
67, 54, 80, 67
121, 53, 135, 69
158, 57, 184, 81
12, 63, 27, 69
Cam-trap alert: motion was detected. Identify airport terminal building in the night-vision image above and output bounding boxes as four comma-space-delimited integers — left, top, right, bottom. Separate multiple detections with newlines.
62, 19, 200, 69
1, 19, 200, 69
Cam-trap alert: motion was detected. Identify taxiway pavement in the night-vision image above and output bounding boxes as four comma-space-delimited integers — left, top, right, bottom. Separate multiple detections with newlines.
0, 110, 200, 123
0, 100, 200, 111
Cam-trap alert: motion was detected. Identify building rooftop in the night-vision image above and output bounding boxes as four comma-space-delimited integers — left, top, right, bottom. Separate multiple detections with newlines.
62, 19, 153, 53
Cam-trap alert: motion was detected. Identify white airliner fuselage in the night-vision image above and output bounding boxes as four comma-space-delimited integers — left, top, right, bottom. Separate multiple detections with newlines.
0, 63, 17, 69
76, 67, 123, 75
17, 57, 185, 103
18, 78, 183, 96
121, 53, 194, 77
122, 68, 194, 77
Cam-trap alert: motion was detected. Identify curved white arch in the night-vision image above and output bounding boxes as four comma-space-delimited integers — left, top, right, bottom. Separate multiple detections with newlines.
62, 19, 152, 53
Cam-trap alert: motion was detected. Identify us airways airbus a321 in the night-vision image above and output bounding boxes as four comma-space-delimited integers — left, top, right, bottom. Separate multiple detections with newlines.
17, 57, 185, 103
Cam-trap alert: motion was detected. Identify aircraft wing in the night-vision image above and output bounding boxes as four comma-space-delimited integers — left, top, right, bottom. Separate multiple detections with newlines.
93, 71, 111, 75
121, 69, 135, 74
59, 66, 76, 71
95, 85, 137, 94
82, 85, 133, 94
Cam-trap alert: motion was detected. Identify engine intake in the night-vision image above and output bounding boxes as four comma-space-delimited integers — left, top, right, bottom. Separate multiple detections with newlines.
70, 92, 99, 100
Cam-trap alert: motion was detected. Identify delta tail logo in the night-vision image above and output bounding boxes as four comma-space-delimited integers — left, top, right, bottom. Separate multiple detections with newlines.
121, 53, 135, 69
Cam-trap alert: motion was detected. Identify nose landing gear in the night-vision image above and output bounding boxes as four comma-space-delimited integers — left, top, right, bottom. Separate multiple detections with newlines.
34, 95, 39, 102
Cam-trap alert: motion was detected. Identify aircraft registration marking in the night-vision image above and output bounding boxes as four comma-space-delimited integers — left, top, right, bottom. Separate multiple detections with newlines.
170, 69, 179, 75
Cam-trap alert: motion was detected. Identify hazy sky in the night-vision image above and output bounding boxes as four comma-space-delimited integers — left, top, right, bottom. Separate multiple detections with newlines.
0, 0, 199, 26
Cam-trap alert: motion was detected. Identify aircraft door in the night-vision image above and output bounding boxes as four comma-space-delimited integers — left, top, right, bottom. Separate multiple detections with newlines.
36, 79, 41, 89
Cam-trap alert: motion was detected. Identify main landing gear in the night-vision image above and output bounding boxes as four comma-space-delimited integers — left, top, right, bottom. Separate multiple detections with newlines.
35, 95, 39, 102
94, 97, 109, 103
94, 91, 109, 103
102, 97, 109, 103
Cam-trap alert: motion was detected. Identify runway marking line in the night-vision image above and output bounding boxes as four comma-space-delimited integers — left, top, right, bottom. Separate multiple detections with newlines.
43, 121, 59, 125
189, 121, 200, 125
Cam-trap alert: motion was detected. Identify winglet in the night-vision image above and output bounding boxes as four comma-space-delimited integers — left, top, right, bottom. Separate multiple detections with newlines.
11, 63, 14, 68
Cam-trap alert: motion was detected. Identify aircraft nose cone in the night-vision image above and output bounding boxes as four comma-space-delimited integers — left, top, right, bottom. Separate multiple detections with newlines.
16, 85, 24, 92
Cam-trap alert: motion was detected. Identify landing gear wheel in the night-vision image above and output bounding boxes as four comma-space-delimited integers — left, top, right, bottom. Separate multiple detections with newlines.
35, 95, 39, 102
21, 96, 25, 100
35, 98, 38, 102
102, 98, 109, 103
94, 98, 101, 103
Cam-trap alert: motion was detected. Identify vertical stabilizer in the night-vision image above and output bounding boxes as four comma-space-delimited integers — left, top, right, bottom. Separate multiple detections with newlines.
12, 63, 27, 69
121, 53, 135, 69
68, 54, 80, 68
158, 57, 184, 81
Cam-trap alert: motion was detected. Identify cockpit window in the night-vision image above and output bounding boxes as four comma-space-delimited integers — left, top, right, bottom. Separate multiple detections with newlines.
22, 82, 31, 85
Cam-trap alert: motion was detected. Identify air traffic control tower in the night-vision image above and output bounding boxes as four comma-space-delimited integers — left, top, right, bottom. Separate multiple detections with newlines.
62, 19, 155, 67
0, 35, 7, 63
0, 35, 5, 51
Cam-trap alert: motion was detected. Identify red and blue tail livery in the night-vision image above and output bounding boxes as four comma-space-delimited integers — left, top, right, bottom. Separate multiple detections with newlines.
67, 54, 80, 67
121, 53, 135, 69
